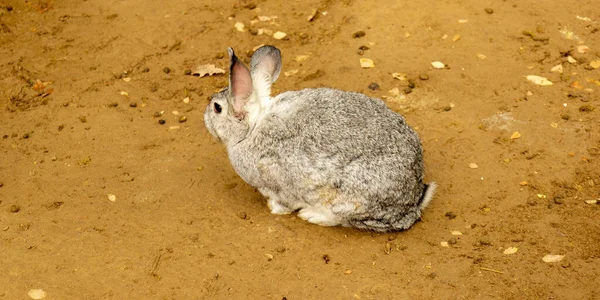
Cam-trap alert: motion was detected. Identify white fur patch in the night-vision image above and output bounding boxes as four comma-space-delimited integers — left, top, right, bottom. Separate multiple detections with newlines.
298, 206, 341, 227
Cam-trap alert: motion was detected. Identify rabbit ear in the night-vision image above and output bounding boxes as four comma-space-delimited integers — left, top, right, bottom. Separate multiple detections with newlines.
250, 45, 282, 99
228, 48, 252, 119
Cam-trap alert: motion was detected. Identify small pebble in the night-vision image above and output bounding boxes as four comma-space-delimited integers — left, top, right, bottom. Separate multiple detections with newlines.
142, 67, 150, 73
0, 182, 3, 187
479, 238, 492, 246
9, 205, 20, 213
178, 116, 187, 123
184, 69, 192, 75
560, 114, 570, 121
108, 102, 118, 108
276, 246, 286, 253
403, 87, 413, 94
427, 272, 437, 279
445, 211, 457, 219
356, 49, 364, 55
163, 67, 171, 74
359, 45, 370, 51
322, 254, 331, 264
352, 30, 366, 38
553, 197, 564, 204
153, 111, 163, 118
407, 80, 416, 89
129, 102, 137, 108
237, 212, 247, 219
368, 83, 380, 91
484, 8, 494, 14
158, 119, 166, 125
419, 74, 429, 80
22, 133, 29, 139
215, 52, 225, 59
79, 116, 87, 123
448, 237, 458, 245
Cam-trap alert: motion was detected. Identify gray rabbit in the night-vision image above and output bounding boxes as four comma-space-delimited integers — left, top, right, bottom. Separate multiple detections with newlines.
204, 45, 436, 232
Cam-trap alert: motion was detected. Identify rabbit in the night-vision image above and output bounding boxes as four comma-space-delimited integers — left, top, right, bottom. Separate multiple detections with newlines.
204, 45, 436, 232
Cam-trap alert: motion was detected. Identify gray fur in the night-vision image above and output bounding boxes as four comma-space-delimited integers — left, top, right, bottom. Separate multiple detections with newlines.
204, 45, 436, 232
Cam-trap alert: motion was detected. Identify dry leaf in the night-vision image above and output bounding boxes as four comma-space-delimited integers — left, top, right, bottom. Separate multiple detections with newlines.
526, 75, 553, 86
107, 194, 116, 202
273, 31, 287, 39
503, 247, 518, 255
294, 55, 309, 62
567, 56, 577, 64
28, 289, 47, 300
307, 9, 318, 22
510, 132, 521, 139
570, 81, 583, 89
284, 69, 299, 77
431, 61, 445, 69
584, 199, 598, 204
391, 72, 408, 81
360, 58, 375, 68
388, 87, 401, 96
32, 80, 49, 92
234, 22, 245, 32
40, 87, 54, 98
542, 254, 564, 263
590, 60, 600, 69
468, 163, 478, 169
577, 45, 589, 53
550, 64, 563, 73
476, 54, 486, 60
193, 64, 226, 77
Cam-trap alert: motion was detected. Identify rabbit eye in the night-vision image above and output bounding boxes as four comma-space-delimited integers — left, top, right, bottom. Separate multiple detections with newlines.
213, 103, 222, 114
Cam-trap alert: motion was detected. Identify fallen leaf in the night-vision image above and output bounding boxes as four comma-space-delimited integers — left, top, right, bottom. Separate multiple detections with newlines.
537, 194, 547, 199
431, 61, 445, 69
584, 199, 598, 204
234, 22, 246, 32
589, 60, 600, 69
28, 289, 47, 300
32, 80, 49, 92
542, 254, 565, 263
550, 64, 563, 73
273, 31, 287, 39
503, 247, 518, 255
40, 87, 54, 98
476, 54, 486, 60
107, 194, 116, 202
360, 58, 375, 68
468, 163, 478, 169
192, 64, 226, 77
570, 81, 583, 89
510, 132, 521, 139
567, 56, 577, 64
576, 15, 592, 22
577, 45, 589, 53
284, 69, 299, 77
294, 55, 309, 62
526, 75, 553, 86
307, 9, 318, 22
391, 72, 408, 81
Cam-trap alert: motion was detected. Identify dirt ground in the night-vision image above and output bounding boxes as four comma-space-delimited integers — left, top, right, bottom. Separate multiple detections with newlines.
1, 0, 599, 299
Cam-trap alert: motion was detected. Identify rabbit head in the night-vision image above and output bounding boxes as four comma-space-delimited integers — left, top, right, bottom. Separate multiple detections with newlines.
204, 46, 282, 146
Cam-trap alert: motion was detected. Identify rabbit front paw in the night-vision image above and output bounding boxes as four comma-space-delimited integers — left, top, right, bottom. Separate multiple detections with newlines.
298, 206, 341, 227
267, 198, 294, 215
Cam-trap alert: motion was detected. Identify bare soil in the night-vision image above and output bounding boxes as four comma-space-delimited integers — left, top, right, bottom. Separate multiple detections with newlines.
1, 0, 599, 299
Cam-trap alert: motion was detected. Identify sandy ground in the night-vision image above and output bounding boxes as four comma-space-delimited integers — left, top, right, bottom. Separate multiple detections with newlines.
1, 0, 600, 299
